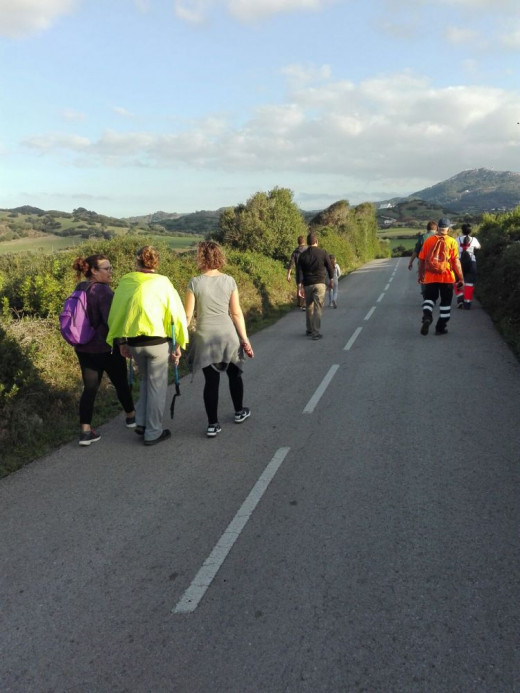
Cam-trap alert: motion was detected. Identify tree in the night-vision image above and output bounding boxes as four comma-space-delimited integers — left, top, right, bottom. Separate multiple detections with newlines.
216, 187, 307, 262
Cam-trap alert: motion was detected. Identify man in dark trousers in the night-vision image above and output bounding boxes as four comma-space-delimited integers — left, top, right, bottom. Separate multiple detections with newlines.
286, 235, 307, 309
297, 231, 334, 340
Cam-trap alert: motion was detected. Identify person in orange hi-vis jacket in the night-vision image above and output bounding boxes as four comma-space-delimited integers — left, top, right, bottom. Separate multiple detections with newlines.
418, 218, 464, 336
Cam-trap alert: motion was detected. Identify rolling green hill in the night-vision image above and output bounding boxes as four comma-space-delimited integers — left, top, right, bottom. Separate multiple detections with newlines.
379, 168, 520, 214
3, 168, 519, 243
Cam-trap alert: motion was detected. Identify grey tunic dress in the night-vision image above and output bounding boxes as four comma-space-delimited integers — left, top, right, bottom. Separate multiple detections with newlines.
187, 274, 243, 373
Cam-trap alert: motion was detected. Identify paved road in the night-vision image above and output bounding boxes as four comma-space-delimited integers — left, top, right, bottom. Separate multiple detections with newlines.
1, 258, 519, 692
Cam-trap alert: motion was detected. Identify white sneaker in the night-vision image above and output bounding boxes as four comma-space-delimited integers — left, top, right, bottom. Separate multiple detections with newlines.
234, 408, 251, 424
207, 423, 221, 437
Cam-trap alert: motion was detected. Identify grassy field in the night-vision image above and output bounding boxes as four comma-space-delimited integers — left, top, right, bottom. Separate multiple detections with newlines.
0, 235, 85, 254
0, 233, 203, 255
378, 226, 422, 238
378, 227, 420, 252
145, 234, 203, 250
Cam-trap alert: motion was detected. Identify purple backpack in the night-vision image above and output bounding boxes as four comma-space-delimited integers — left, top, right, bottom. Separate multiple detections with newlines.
59, 285, 96, 346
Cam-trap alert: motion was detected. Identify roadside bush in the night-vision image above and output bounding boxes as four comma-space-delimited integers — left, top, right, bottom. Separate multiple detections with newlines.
226, 250, 293, 324
477, 207, 520, 357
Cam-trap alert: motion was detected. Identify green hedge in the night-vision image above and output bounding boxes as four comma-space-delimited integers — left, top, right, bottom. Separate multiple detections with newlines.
476, 207, 520, 357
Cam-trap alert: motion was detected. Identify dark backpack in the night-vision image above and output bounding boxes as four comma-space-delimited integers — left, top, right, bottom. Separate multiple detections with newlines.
425, 235, 449, 274
59, 284, 96, 346
460, 236, 472, 272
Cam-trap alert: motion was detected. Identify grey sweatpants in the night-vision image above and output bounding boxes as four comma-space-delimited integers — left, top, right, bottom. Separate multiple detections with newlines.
130, 342, 169, 443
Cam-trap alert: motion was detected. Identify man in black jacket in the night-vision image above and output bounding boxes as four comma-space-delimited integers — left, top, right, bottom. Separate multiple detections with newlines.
297, 231, 334, 340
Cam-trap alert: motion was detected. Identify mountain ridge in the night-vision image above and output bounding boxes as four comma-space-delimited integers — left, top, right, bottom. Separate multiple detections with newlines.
379, 168, 520, 213
3, 168, 519, 230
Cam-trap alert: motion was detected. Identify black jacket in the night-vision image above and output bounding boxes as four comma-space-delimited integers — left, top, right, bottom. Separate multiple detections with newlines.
297, 246, 334, 286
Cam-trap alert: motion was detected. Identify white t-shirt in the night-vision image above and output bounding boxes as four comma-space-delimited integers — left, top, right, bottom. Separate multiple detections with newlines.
457, 235, 481, 262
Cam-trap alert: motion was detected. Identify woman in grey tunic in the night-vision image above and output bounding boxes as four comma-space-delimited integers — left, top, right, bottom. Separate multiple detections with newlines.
185, 241, 254, 437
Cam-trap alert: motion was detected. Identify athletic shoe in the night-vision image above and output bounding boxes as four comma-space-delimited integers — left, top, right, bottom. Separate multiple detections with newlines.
135, 425, 145, 436
457, 302, 464, 310
125, 416, 136, 428
143, 429, 171, 446
305, 330, 312, 336
464, 303, 471, 310
420, 317, 432, 336
333, 301, 337, 309
435, 327, 448, 335
206, 423, 222, 437
234, 408, 251, 424
79, 429, 101, 446
312, 333, 323, 340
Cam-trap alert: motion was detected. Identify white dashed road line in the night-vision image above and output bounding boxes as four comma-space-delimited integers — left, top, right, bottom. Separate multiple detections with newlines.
344, 327, 363, 351
173, 447, 291, 614
303, 364, 340, 414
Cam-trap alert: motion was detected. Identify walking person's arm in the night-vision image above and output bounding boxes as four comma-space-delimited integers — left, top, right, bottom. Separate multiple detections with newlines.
185, 289, 195, 327
229, 289, 254, 358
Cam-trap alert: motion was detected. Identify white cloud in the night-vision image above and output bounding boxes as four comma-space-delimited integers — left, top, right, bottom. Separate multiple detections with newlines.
436, 0, 517, 8
445, 26, 479, 45
133, 0, 151, 11
19, 69, 520, 188
21, 133, 90, 154
387, 0, 517, 10
227, 0, 337, 22
173, 0, 212, 23
172, 0, 336, 23
60, 108, 86, 122
111, 106, 135, 118
0, 0, 79, 38
499, 24, 520, 49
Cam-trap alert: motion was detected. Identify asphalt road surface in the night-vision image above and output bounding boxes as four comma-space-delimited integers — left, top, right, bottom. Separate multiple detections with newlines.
1, 258, 519, 692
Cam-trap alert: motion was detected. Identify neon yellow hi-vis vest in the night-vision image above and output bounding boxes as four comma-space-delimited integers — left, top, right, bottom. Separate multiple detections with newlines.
107, 271, 188, 349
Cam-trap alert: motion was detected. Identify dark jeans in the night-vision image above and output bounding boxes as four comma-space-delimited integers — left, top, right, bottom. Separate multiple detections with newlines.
422, 283, 453, 329
76, 349, 134, 425
202, 362, 243, 424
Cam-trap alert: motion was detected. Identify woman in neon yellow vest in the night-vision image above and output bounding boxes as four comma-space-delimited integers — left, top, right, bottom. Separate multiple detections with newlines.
107, 246, 188, 446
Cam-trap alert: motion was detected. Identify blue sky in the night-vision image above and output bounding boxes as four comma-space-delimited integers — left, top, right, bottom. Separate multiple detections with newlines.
1, 0, 519, 216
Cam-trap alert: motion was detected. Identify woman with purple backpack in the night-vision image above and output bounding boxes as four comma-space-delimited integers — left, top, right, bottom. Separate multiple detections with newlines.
72, 254, 135, 446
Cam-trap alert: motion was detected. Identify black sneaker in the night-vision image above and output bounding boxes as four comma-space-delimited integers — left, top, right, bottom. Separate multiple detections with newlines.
312, 333, 323, 340
435, 327, 448, 335
420, 317, 432, 336
143, 429, 171, 446
135, 425, 145, 436
79, 429, 101, 446
125, 416, 136, 428
234, 408, 251, 424
206, 423, 222, 437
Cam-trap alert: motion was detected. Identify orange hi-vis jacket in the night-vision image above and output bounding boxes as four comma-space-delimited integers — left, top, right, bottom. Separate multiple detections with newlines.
418, 233, 460, 284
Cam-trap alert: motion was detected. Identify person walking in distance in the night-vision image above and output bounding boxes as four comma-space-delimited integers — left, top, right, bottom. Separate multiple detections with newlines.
408, 221, 437, 297
287, 235, 307, 310
418, 218, 464, 336
328, 255, 341, 308
454, 223, 481, 310
297, 231, 334, 340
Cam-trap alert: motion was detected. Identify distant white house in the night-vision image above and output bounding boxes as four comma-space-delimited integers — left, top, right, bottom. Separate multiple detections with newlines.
379, 203, 394, 209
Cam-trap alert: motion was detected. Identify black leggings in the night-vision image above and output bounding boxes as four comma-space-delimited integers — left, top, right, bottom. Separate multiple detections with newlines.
76, 349, 134, 425
202, 363, 243, 424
